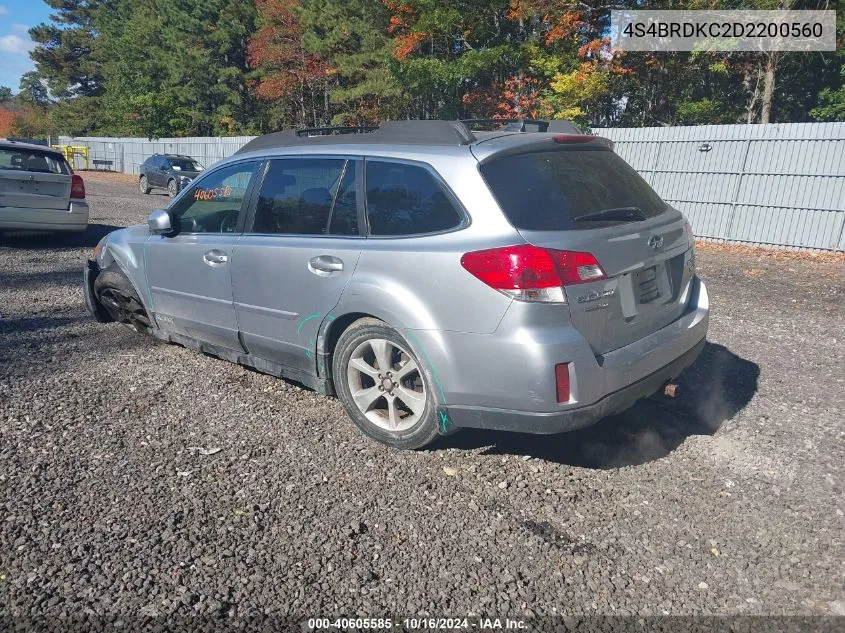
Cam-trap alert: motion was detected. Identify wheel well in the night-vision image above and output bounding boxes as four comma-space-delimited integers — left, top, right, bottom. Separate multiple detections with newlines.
325, 312, 376, 363
322, 312, 384, 395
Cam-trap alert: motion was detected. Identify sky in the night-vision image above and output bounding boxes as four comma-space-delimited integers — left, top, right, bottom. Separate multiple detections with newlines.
0, 1, 53, 92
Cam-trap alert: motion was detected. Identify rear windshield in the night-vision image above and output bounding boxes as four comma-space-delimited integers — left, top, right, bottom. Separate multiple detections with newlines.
480, 149, 667, 230
0, 147, 70, 174
170, 158, 202, 172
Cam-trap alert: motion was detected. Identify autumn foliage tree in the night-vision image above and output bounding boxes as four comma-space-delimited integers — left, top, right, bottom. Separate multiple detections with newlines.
18, 0, 845, 136
248, 0, 333, 128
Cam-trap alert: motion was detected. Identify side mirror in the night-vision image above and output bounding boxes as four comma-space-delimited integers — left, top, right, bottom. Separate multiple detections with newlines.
148, 209, 173, 235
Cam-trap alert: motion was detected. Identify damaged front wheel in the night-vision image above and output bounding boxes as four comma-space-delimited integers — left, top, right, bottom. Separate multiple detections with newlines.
93, 265, 152, 333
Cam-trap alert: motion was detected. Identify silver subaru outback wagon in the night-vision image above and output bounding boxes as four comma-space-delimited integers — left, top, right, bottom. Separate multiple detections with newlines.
83, 120, 709, 449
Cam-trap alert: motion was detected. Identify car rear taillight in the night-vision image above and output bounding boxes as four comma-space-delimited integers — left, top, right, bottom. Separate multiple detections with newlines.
553, 250, 607, 285
555, 363, 571, 402
71, 174, 85, 199
460, 244, 607, 303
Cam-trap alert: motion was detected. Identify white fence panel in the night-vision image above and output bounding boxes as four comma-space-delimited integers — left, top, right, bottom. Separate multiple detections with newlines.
596, 122, 845, 251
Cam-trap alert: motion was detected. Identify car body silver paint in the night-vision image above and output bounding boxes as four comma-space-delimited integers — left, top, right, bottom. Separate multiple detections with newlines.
91, 131, 710, 432
0, 140, 89, 232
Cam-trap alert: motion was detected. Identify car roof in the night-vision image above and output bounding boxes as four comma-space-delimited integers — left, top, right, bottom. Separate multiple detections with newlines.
149, 154, 198, 160
234, 119, 582, 154
0, 138, 65, 156
230, 129, 610, 168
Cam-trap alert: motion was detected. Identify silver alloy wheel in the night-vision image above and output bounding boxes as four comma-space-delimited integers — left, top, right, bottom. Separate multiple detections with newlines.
139, 175, 147, 193
168, 180, 177, 197
346, 338, 426, 432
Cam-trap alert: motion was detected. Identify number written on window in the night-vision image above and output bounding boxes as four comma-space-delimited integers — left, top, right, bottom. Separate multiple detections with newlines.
170, 162, 258, 234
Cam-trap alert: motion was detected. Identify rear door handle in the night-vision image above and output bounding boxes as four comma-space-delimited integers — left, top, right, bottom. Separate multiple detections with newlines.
203, 250, 229, 266
308, 255, 343, 274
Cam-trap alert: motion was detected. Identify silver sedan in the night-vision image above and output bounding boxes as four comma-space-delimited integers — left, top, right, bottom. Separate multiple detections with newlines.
0, 140, 89, 233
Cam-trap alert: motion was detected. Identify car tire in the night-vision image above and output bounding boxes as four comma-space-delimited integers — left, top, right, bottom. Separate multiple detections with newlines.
139, 174, 150, 194
167, 179, 178, 197
333, 318, 441, 450
94, 265, 152, 334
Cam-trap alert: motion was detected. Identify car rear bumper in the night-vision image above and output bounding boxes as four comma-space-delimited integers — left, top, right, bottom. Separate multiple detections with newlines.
408, 276, 709, 434
445, 337, 705, 433
0, 201, 89, 232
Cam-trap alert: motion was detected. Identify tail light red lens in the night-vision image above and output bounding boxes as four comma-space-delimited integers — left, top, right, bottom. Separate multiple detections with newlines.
555, 363, 571, 402
71, 174, 86, 199
460, 245, 561, 290
460, 244, 606, 303
551, 250, 607, 285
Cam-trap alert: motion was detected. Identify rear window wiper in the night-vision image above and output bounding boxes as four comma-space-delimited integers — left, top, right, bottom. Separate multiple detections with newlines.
575, 207, 647, 223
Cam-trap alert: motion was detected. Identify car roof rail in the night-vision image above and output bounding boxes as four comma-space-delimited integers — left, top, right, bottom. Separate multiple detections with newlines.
235, 120, 477, 154
295, 125, 379, 136
461, 118, 582, 134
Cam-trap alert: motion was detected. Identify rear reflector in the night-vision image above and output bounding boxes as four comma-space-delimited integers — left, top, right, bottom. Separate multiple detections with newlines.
71, 174, 85, 199
555, 363, 570, 402
460, 245, 607, 303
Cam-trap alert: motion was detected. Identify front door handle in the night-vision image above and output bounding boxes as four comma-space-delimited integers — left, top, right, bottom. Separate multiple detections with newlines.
308, 255, 343, 274
203, 250, 229, 266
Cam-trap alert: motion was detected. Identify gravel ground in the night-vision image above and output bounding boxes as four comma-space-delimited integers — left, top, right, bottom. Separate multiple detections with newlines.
1, 172, 843, 628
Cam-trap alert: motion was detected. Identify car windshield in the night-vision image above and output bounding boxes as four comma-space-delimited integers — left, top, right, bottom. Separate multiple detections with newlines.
480, 149, 668, 230
0, 147, 70, 175
170, 159, 202, 172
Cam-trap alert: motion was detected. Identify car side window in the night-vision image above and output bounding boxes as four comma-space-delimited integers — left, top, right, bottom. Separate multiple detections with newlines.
251, 158, 359, 236
365, 160, 462, 236
168, 162, 258, 234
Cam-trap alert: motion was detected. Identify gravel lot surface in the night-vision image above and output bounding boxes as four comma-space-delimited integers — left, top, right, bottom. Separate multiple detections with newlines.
1, 172, 843, 627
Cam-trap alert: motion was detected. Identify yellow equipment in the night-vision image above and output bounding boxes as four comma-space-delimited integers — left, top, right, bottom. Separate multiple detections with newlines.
51, 145, 89, 171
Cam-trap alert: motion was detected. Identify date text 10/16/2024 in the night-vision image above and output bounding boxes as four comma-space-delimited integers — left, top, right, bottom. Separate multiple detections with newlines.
307, 617, 528, 630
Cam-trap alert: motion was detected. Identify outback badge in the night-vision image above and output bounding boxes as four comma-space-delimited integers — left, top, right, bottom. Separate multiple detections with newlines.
576, 287, 616, 311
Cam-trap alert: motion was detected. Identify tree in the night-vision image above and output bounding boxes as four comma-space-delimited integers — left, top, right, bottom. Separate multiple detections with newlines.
248, 0, 334, 129
11, 105, 57, 140
28, 0, 105, 99
97, 0, 260, 137
299, 0, 406, 124
811, 8, 844, 121
18, 72, 53, 107
0, 108, 15, 136
0, 87, 13, 104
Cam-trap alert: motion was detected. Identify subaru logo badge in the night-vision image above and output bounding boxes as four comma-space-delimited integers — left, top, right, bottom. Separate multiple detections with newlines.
647, 235, 664, 250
